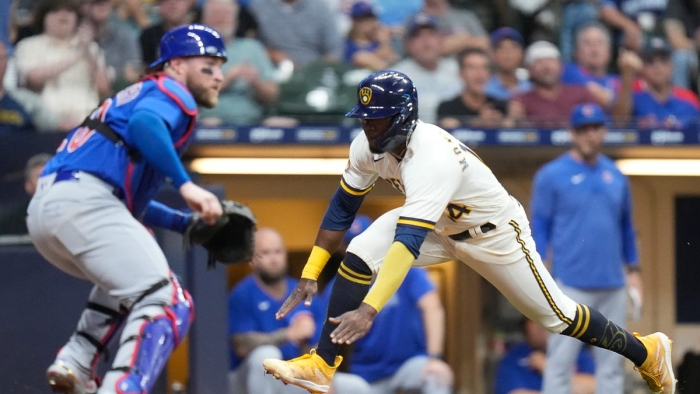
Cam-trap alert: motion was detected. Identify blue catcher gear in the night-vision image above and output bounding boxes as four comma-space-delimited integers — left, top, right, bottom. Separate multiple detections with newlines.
149, 24, 228, 70
345, 70, 418, 152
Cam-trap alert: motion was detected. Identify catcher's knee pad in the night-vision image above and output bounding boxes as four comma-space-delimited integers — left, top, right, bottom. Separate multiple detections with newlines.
113, 275, 194, 393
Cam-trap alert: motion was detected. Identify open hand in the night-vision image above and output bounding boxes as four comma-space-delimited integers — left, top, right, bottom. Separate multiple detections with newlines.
276, 278, 317, 320
329, 303, 377, 345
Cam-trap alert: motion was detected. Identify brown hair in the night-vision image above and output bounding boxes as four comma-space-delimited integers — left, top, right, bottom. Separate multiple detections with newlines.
33, 0, 82, 34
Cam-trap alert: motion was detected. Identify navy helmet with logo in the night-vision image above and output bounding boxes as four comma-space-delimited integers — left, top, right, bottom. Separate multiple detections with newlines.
346, 70, 419, 152
149, 24, 228, 70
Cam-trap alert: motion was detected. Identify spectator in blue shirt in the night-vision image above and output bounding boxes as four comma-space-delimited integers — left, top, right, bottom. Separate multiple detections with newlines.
562, 22, 620, 109
228, 227, 370, 394
495, 317, 596, 394
613, 37, 700, 129
531, 103, 642, 394
343, 2, 398, 71
485, 27, 532, 101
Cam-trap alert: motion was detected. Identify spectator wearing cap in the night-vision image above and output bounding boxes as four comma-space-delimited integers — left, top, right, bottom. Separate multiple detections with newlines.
485, 27, 532, 101
420, 0, 489, 56
437, 47, 508, 129
612, 38, 699, 129
561, 22, 620, 109
313, 215, 453, 394
139, 0, 194, 68
198, 0, 278, 126
533, 103, 641, 394
391, 12, 462, 124
84, 0, 142, 92
248, 0, 343, 68
344, 2, 398, 71
507, 41, 598, 127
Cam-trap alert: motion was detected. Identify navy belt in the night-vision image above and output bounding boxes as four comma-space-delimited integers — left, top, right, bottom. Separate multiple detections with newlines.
52, 170, 125, 200
448, 223, 496, 241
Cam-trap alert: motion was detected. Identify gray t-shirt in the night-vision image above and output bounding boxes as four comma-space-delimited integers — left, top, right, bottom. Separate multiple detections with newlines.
435, 9, 487, 37
390, 57, 463, 124
248, 0, 343, 68
198, 38, 276, 125
99, 19, 142, 86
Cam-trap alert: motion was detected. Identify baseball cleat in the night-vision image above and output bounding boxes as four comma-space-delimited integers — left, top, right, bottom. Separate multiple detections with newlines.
47, 361, 98, 394
262, 349, 342, 394
634, 332, 677, 393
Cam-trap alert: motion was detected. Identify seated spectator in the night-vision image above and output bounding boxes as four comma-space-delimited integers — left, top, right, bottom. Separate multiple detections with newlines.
140, 0, 193, 68
84, 0, 142, 92
664, 0, 700, 88
0, 153, 51, 235
248, 0, 343, 69
351, 268, 453, 394
600, 0, 696, 88
507, 41, 598, 127
613, 38, 700, 129
228, 227, 370, 394
421, 0, 489, 56
14, 0, 110, 131
562, 22, 620, 109
391, 13, 462, 124
485, 27, 532, 101
344, 2, 398, 71
437, 47, 508, 129
495, 317, 595, 394
198, 0, 278, 126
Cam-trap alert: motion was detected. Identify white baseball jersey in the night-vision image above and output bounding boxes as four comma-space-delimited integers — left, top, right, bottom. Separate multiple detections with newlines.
342, 120, 512, 236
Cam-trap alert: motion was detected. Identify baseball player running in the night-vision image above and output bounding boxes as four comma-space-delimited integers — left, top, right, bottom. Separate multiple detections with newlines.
27, 24, 226, 393
262, 70, 676, 394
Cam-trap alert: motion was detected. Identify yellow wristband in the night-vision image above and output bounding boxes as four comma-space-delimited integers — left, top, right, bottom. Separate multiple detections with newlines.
301, 245, 331, 280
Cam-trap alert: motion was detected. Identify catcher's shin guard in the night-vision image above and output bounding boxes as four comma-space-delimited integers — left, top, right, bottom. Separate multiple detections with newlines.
105, 275, 194, 393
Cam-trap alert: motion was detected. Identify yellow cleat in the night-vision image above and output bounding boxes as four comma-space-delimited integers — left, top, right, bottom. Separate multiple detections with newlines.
262, 349, 342, 394
634, 332, 677, 393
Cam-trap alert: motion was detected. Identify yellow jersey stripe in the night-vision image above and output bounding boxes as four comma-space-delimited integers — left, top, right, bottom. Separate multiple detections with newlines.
575, 305, 592, 339
570, 304, 584, 338
338, 268, 372, 285
397, 218, 435, 230
510, 220, 573, 326
340, 178, 374, 196
340, 262, 372, 279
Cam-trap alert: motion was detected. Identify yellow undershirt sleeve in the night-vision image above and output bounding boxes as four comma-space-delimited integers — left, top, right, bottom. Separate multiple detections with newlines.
301, 245, 332, 280
363, 241, 415, 312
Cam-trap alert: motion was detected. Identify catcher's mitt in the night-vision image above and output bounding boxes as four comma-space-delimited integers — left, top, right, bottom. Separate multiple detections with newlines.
185, 200, 257, 268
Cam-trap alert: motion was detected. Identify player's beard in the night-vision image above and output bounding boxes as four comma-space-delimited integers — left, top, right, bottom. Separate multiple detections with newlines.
257, 267, 287, 285
189, 83, 219, 108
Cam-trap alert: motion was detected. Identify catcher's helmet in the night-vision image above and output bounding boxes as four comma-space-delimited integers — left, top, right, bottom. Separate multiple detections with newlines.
345, 70, 418, 152
149, 24, 228, 70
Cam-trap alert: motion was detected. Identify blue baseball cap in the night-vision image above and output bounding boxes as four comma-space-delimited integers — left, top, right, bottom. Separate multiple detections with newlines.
350, 1, 376, 18
490, 27, 524, 47
642, 36, 672, 61
406, 12, 438, 38
343, 215, 372, 244
570, 103, 607, 128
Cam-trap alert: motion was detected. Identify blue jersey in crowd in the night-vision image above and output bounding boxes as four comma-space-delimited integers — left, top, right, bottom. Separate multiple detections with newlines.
531, 153, 639, 289
632, 86, 699, 129
42, 74, 197, 217
494, 342, 595, 394
0, 93, 33, 132
344, 39, 380, 64
561, 63, 620, 101
228, 275, 315, 370
349, 268, 434, 382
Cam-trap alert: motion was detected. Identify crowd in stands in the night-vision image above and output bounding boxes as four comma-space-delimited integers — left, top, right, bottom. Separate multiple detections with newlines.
2, 0, 700, 133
